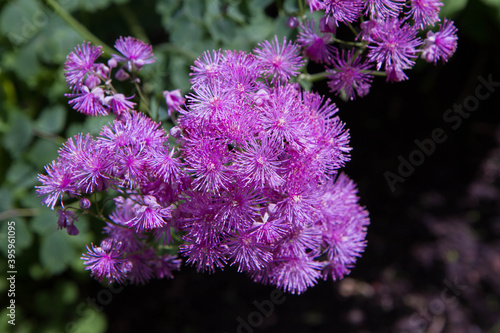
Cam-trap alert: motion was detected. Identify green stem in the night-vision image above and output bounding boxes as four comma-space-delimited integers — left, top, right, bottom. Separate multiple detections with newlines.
368, 70, 387, 77
33, 129, 66, 145
326, 68, 388, 77
44, 0, 115, 56
0, 72, 17, 108
298, 0, 305, 18
299, 72, 328, 83
84, 208, 113, 225
331, 37, 364, 47
276, 0, 283, 15
118, 4, 149, 43
93, 192, 101, 217
347, 23, 358, 37
299, 69, 387, 83
0, 208, 39, 220
133, 79, 151, 115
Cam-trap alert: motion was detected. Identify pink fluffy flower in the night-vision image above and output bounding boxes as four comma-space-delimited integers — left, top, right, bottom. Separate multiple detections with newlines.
421, 19, 458, 64
254, 36, 305, 83
112, 36, 155, 71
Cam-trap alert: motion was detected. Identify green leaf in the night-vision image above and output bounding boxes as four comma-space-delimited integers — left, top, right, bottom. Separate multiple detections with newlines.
183, 0, 205, 22
0, 187, 13, 212
207, 17, 239, 45
71, 308, 107, 333
56, 280, 79, 304
34, 105, 67, 134
35, 17, 83, 65
226, 4, 246, 25
155, 0, 183, 31
31, 209, 58, 236
440, 0, 469, 18
0, 0, 45, 48
76, 0, 113, 12
479, 0, 500, 24
3, 111, 33, 159
480, 0, 500, 7
170, 16, 205, 51
26, 138, 60, 167
40, 231, 75, 274
168, 56, 191, 92
19, 190, 45, 213
242, 14, 274, 46
5, 160, 37, 190
15, 218, 33, 251
66, 114, 115, 138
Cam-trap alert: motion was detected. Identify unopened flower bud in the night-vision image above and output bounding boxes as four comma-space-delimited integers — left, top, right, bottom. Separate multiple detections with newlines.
287, 17, 299, 29
108, 58, 117, 68
170, 126, 182, 138
115, 68, 130, 81
79, 197, 91, 210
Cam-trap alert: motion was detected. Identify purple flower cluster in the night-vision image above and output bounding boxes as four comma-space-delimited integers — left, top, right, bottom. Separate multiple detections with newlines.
37, 37, 369, 294
298, 0, 458, 100
36, 110, 183, 283
63, 37, 157, 117
175, 39, 368, 294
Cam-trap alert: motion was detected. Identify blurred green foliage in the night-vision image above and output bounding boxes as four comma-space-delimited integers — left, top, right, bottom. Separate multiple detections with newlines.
0, 0, 499, 332
0, 0, 293, 331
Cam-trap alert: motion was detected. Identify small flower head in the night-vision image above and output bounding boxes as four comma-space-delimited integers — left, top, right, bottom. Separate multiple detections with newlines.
227, 232, 273, 272
153, 254, 182, 279
421, 19, 458, 65
64, 42, 103, 88
254, 36, 305, 83
112, 36, 155, 71
57, 210, 79, 235
36, 160, 78, 210
364, 0, 404, 19
183, 136, 233, 194
79, 197, 91, 210
234, 138, 285, 189
323, 0, 364, 27
297, 20, 336, 64
271, 255, 323, 294
327, 50, 374, 100
149, 145, 184, 185
407, 0, 443, 29
104, 93, 136, 116
366, 19, 422, 72
306, 0, 325, 12
190, 49, 223, 86
81, 240, 129, 284
66, 86, 108, 117
127, 195, 172, 231
163, 89, 185, 115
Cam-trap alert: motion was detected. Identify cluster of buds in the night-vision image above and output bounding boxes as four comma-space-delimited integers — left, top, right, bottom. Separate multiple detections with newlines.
288, 0, 458, 100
